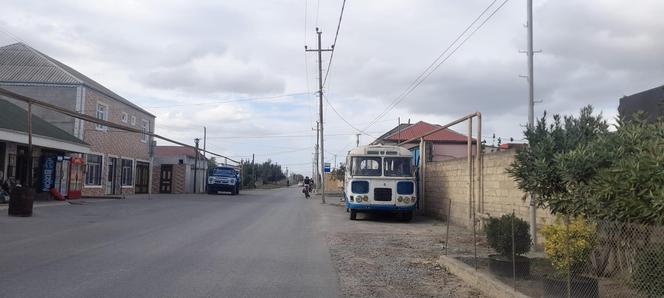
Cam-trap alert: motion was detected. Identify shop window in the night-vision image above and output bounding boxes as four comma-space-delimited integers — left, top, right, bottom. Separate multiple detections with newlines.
7, 153, 16, 178
85, 154, 102, 185
121, 159, 133, 186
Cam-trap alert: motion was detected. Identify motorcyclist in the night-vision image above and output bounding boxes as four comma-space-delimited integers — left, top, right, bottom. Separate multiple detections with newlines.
303, 176, 311, 198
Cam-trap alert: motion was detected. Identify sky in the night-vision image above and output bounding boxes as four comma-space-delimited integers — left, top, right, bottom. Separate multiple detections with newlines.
1, 0, 663, 175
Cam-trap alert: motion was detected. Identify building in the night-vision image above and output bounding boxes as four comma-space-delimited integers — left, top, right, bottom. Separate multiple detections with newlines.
0, 97, 90, 200
152, 146, 207, 194
619, 84, 664, 123
372, 121, 476, 161
0, 42, 155, 197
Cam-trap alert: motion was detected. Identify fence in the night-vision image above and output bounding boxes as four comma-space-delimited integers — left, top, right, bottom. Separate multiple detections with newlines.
443, 206, 664, 298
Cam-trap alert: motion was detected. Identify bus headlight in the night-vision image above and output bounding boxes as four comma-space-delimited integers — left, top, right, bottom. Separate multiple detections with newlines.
411, 196, 417, 203
397, 196, 403, 202
362, 196, 368, 202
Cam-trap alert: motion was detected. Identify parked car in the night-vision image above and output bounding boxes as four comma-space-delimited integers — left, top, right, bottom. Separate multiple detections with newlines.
207, 166, 241, 195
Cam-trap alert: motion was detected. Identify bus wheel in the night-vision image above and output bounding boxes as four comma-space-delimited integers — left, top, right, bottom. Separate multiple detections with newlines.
402, 211, 413, 222
350, 210, 357, 220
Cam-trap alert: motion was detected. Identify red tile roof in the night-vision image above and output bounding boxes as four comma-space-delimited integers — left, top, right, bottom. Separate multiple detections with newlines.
383, 121, 473, 143
154, 146, 207, 160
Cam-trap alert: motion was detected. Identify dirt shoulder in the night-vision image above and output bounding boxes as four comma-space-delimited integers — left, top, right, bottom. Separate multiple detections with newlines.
315, 199, 484, 297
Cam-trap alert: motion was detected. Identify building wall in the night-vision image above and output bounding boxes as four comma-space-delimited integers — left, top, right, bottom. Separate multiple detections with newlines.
0, 84, 78, 135
81, 87, 155, 197
151, 164, 187, 194
431, 143, 476, 161
423, 150, 554, 243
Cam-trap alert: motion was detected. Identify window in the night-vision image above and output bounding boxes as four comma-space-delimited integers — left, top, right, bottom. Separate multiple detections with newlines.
95, 103, 109, 131
85, 154, 102, 185
141, 119, 150, 143
351, 157, 382, 176
383, 157, 412, 177
130, 115, 136, 126
121, 159, 133, 186
121, 112, 128, 123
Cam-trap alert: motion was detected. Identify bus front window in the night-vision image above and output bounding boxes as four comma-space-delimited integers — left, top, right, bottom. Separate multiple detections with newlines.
383, 157, 412, 177
351, 157, 382, 176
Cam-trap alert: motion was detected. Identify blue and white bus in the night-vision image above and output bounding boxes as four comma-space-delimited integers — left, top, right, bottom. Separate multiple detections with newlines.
344, 145, 416, 221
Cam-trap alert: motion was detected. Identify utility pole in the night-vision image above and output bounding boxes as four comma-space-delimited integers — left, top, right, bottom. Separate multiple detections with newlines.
334, 154, 337, 170
356, 134, 360, 147
526, 0, 537, 247
203, 126, 207, 193
314, 121, 320, 190
193, 138, 200, 193
252, 153, 256, 188
305, 27, 332, 204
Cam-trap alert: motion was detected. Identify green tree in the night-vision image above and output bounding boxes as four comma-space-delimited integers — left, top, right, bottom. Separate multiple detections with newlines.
506, 106, 608, 216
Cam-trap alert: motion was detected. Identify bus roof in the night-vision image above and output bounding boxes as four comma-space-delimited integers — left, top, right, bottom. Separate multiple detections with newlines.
347, 144, 411, 157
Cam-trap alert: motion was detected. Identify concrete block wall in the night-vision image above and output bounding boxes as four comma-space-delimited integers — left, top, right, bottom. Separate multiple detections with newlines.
424, 150, 555, 242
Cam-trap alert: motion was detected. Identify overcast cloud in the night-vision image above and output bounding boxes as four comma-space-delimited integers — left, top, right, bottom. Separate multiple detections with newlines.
1, 0, 663, 174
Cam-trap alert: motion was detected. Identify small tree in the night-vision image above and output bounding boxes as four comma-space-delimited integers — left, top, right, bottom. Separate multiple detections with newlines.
485, 213, 532, 259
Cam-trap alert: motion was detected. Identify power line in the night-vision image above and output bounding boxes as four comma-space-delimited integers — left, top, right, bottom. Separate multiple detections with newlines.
322, 0, 347, 87
362, 0, 510, 132
145, 92, 309, 108
323, 93, 374, 138
206, 132, 380, 140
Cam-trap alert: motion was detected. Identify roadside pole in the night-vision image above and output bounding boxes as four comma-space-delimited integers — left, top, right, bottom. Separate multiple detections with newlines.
193, 138, 200, 193
305, 27, 333, 204
526, 0, 537, 246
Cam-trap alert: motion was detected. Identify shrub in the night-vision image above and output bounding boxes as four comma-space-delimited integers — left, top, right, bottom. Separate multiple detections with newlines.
485, 213, 532, 259
541, 218, 596, 276
632, 245, 664, 297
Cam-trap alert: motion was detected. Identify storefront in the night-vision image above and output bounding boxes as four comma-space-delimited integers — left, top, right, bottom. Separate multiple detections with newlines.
0, 97, 90, 200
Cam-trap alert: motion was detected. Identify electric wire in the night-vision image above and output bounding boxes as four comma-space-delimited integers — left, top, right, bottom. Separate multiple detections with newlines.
362, 0, 510, 132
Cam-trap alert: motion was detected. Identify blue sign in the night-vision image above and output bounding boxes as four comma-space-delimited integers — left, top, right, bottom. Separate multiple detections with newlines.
324, 162, 331, 173
41, 156, 57, 192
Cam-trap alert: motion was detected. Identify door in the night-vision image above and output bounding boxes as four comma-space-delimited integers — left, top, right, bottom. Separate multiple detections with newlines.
106, 157, 117, 195
68, 157, 84, 199
159, 165, 173, 193
134, 162, 150, 194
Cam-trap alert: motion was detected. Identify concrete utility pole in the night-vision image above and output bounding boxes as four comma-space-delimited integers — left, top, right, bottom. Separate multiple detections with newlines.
306, 29, 333, 204
203, 127, 207, 192
314, 121, 320, 189
356, 134, 360, 147
526, 0, 537, 246
193, 138, 200, 193
252, 153, 256, 188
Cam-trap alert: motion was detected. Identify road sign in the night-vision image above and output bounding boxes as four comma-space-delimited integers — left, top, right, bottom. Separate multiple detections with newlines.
324, 163, 331, 173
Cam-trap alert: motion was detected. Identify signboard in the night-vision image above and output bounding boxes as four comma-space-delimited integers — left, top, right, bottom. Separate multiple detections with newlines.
41, 156, 57, 192
324, 162, 331, 173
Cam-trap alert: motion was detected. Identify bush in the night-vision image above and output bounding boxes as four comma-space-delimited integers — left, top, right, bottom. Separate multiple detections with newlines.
632, 245, 664, 297
541, 218, 596, 276
485, 213, 532, 258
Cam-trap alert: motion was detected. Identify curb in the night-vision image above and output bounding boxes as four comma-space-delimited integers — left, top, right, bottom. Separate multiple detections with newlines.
0, 201, 67, 211
437, 255, 530, 298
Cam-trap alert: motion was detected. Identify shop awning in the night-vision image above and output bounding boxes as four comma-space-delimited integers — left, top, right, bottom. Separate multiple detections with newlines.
0, 98, 90, 154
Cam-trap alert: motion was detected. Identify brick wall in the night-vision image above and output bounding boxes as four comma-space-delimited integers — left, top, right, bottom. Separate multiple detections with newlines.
151, 164, 187, 194
81, 87, 155, 196
423, 150, 554, 242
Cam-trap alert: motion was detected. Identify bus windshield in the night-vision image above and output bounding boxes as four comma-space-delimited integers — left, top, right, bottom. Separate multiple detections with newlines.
351, 157, 382, 176
383, 157, 412, 177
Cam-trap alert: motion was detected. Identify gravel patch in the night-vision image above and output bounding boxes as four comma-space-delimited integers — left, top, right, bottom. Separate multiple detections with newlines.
326, 220, 484, 297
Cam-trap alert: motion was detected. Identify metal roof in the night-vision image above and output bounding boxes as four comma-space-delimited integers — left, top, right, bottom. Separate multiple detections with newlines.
0, 43, 154, 117
0, 97, 88, 146
154, 146, 207, 160
381, 121, 472, 143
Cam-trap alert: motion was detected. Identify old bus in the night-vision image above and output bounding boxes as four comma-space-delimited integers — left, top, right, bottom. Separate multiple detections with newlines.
344, 145, 416, 221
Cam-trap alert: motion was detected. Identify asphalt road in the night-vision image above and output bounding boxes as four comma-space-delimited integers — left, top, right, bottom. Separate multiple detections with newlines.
0, 188, 339, 298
